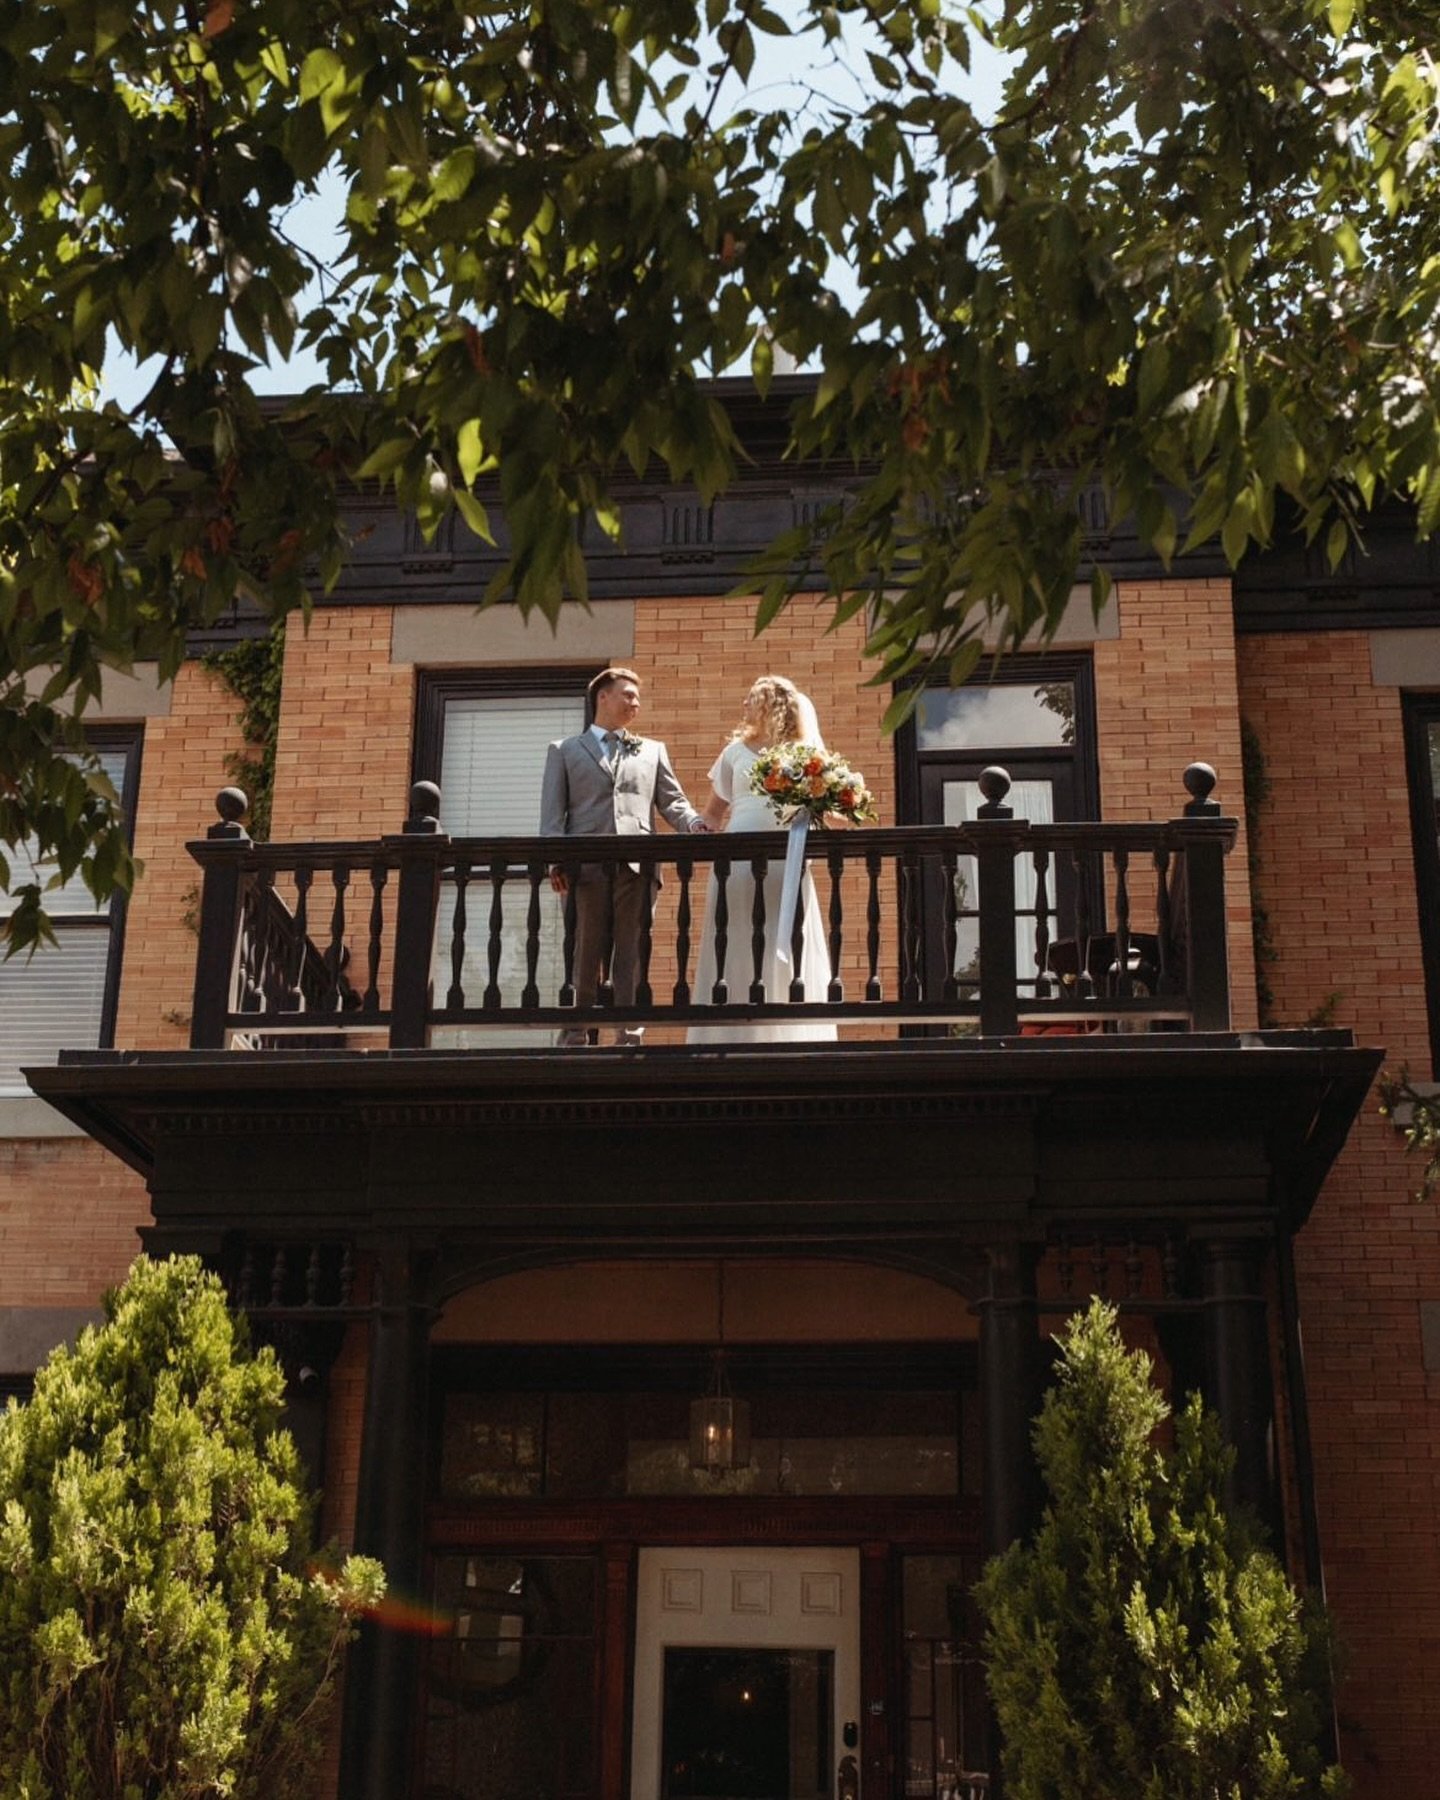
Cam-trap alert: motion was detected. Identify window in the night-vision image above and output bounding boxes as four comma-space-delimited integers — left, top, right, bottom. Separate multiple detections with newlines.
0, 729, 142, 1095
413, 670, 590, 1046
422, 1553, 599, 1800
896, 654, 1098, 828
901, 1555, 990, 1796
1403, 693, 1440, 1071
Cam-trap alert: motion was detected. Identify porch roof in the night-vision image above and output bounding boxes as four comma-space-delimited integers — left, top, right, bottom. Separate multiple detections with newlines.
29, 1032, 1381, 1265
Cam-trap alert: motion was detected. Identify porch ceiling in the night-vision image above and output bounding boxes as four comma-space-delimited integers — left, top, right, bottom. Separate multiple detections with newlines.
29, 1033, 1381, 1256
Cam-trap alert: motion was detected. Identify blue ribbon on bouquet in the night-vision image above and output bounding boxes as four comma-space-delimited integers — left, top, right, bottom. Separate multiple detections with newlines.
774, 810, 810, 968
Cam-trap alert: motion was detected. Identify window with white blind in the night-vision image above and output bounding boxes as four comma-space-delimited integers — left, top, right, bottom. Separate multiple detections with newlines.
415, 672, 589, 1046
0, 730, 142, 1095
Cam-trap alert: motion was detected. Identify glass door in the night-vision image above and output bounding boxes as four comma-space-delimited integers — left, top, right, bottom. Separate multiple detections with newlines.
902, 661, 1099, 1014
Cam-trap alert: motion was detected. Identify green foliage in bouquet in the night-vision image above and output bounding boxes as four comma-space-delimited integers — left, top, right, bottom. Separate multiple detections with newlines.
975, 1300, 1345, 1800
0, 1254, 384, 1800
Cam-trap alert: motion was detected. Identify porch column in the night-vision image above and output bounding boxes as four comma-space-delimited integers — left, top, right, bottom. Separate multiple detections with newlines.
339, 1242, 433, 1800
1198, 1237, 1278, 1532
977, 1243, 1044, 1558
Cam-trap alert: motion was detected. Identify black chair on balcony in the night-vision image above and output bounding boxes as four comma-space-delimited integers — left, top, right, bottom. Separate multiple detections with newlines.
1044, 931, 1162, 997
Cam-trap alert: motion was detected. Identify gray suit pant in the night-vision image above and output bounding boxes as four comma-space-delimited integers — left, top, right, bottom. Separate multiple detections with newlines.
573, 864, 655, 1013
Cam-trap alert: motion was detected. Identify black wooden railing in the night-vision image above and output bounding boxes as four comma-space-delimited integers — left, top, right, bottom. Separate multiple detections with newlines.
187, 765, 1238, 1049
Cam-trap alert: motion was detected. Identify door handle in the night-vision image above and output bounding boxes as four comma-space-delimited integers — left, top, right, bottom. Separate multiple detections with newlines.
837, 1750, 858, 1800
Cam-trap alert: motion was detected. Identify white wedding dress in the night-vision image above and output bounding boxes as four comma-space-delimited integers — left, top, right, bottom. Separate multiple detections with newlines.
686, 739, 838, 1044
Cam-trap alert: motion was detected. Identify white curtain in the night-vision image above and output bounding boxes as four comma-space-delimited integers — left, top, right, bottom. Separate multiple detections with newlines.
941, 779, 1055, 993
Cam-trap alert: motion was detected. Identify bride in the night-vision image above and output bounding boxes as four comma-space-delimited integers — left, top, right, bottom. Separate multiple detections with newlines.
686, 675, 838, 1045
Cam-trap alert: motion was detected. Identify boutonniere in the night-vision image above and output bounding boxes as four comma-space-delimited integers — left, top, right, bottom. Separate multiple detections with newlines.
615, 729, 643, 757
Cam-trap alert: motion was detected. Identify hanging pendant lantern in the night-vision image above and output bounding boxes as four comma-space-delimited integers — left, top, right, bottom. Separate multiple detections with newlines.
689, 1263, 750, 1474
689, 1349, 752, 1474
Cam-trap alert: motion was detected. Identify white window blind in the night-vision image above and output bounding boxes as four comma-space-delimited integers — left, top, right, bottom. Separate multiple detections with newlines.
0, 740, 136, 1094
431, 692, 586, 1045
0, 932, 112, 1092
438, 695, 585, 834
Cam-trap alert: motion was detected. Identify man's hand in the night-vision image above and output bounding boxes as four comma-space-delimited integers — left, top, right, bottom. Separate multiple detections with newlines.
689, 819, 711, 834
549, 867, 569, 895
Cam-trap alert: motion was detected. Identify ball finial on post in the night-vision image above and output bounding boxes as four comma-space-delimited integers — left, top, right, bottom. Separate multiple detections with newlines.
405, 780, 442, 835
1182, 762, 1220, 817
976, 765, 1014, 820
208, 787, 250, 842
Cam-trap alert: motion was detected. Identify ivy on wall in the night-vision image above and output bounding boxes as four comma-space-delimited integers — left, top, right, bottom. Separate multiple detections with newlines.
202, 626, 284, 843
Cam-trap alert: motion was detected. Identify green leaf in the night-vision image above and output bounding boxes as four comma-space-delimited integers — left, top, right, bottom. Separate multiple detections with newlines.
354, 437, 415, 480
259, 39, 290, 85
456, 418, 485, 485
298, 46, 344, 101
1326, 516, 1350, 569
453, 489, 493, 542
751, 331, 774, 400
1417, 464, 1440, 539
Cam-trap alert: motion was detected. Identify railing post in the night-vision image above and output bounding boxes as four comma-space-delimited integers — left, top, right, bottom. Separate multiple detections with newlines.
973, 767, 1024, 1037
1176, 762, 1231, 1031
386, 781, 447, 1050
189, 788, 251, 1050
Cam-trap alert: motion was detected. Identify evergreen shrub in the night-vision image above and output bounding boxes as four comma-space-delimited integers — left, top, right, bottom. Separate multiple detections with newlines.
976, 1299, 1345, 1800
0, 1254, 384, 1799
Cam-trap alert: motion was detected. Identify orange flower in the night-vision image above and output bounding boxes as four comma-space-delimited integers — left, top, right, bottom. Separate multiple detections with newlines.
838, 787, 855, 808
807, 776, 828, 797
804, 756, 825, 776
764, 773, 785, 793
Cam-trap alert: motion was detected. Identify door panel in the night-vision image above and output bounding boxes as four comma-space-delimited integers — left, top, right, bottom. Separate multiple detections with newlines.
631, 1548, 861, 1800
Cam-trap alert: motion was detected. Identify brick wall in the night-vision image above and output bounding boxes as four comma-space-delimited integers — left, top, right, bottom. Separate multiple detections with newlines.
1239, 629, 1440, 1797
0, 1138, 149, 1308
273, 607, 416, 839
115, 659, 249, 1051
1096, 578, 1258, 1028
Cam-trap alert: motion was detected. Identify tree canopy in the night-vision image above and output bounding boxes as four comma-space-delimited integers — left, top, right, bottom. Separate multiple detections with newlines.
3, 0, 1439, 945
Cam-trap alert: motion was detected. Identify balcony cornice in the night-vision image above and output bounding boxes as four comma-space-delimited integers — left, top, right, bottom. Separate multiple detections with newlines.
29, 1033, 1382, 1252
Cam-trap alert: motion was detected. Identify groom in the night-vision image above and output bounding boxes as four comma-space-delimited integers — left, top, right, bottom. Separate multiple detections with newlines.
540, 667, 706, 1045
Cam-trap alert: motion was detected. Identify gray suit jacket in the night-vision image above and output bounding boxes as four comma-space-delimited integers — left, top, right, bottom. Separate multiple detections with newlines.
540, 732, 700, 845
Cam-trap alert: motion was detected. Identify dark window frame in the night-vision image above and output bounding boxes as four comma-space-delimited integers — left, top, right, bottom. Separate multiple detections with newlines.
893, 652, 1100, 826
411, 666, 599, 789
1402, 692, 1440, 1073
90, 726, 144, 1049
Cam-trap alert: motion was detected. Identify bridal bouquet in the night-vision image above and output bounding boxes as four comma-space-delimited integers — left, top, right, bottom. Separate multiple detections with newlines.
749, 743, 877, 824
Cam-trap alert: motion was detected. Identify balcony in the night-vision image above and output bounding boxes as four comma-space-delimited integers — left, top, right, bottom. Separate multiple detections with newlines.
185, 762, 1240, 1051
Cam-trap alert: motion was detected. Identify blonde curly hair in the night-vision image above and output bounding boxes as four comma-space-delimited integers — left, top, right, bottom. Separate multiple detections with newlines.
737, 675, 804, 745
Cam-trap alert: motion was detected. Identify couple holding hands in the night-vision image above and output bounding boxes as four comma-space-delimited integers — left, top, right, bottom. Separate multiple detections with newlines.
538, 665, 837, 1046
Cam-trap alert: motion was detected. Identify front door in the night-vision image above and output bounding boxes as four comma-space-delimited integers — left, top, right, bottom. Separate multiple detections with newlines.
630, 1547, 861, 1800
